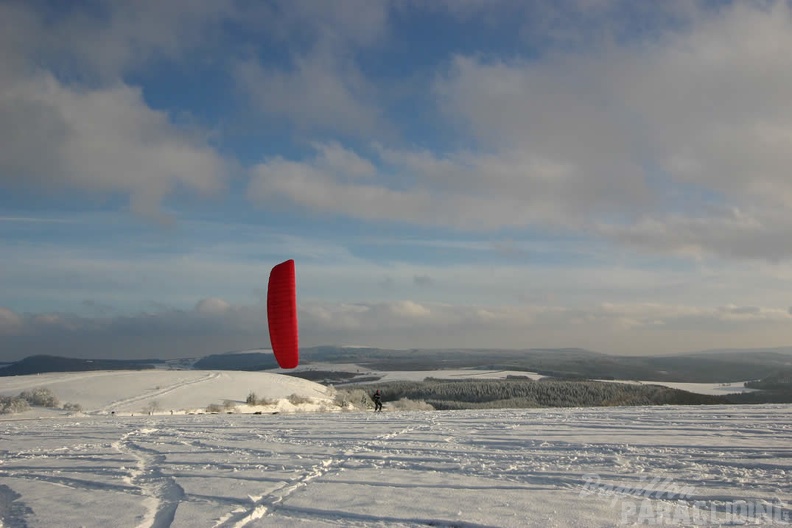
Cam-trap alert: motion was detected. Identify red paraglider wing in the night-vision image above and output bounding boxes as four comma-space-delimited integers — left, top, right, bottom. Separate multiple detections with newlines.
267, 259, 299, 369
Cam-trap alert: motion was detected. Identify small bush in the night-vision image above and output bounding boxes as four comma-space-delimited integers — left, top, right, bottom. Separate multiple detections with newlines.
142, 400, 161, 415
206, 403, 223, 413
287, 393, 312, 405
0, 396, 30, 415
246, 392, 276, 406
222, 400, 237, 411
20, 388, 59, 408
388, 398, 434, 411
332, 388, 372, 410
63, 402, 82, 412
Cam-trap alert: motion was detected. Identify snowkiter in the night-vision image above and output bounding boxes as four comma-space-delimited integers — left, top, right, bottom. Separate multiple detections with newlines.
372, 390, 383, 412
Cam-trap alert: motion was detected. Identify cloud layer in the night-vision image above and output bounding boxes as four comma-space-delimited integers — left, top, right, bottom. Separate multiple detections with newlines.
4, 295, 792, 361
3, 1, 792, 359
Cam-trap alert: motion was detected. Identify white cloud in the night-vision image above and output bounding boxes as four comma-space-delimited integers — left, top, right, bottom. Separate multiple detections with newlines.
612, 1, 792, 208
234, 0, 390, 138
296, 298, 792, 353
423, 1, 792, 259
248, 143, 434, 223
0, 307, 23, 336
597, 207, 792, 261
0, 73, 225, 219
249, 140, 646, 229
40, 1, 239, 81
312, 142, 377, 178
431, 54, 653, 226
196, 298, 231, 316
263, 0, 389, 48
236, 50, 385, 137
0, 2, 230, 220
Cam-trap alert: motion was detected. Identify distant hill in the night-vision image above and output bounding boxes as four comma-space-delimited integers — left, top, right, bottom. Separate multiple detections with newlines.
300, 346, 792, 383
2, 345, 792, 383
0, 355, 160, 377
745, 367, 792, 390
683, 347, 792, 358
193, 352, 279, 371
722, 367, 792, 404
301, 347, 605, 372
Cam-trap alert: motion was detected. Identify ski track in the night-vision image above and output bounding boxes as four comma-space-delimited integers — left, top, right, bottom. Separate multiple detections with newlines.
114, 428, 186, 528
212, 417, 427, 527
99, 373, 221, 414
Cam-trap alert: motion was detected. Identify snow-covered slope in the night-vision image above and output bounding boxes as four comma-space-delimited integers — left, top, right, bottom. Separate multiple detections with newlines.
0, 370, 333, 417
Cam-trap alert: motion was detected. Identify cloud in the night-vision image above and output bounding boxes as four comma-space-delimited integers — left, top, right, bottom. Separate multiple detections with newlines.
597, 207, 792, 261
0, 74, 225, 219
3, 294, 792, 361
248, 142, 433, 222
235, 49, 385, 138
599, 302, 792, 326
423, 1, 792, 259
0, 2, 230, 220
234, 0, 390, 138
430, 54, 654, 228
248, 140, 645, 229
196, 298, 232, 316
612, 1, 792, 208
8, 1, 791, 258
0, 300, 266, 361
260, 2, 792, 243
413, 275, 434, 287
30, 1, 239, 81
262, 0, 389, 48
249, 1, 792, 260
0, 307, 23, 336
295, 299, 792, 353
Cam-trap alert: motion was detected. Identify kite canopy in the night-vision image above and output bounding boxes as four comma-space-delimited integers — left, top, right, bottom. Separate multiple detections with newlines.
267, 259, 299, 369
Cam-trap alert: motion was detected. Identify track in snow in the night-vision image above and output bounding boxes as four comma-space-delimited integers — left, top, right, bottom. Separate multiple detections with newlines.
1, 405, 791, 527
115, 428, 186, 528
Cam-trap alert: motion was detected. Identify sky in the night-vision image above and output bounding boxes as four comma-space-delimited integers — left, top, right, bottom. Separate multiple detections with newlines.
3, 0, 792, 361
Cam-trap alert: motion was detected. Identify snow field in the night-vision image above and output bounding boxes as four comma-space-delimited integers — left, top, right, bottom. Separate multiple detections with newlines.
1, 404, 791, 527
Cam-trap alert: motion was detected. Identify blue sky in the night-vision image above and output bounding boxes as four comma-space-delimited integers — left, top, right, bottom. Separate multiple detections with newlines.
3, 0, 792, 361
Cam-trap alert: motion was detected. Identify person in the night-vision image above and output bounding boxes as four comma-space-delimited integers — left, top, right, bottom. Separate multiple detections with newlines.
372, 389, 383, 412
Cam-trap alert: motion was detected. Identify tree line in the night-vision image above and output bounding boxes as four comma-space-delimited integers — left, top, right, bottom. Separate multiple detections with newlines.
356, 378, 723, 410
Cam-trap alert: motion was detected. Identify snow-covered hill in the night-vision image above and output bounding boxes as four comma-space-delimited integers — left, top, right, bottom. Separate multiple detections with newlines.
0, 370, 334, 417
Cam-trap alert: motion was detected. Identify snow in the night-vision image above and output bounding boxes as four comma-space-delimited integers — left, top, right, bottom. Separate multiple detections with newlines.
292, 364, 547, 384
1, 371, 791, 527
370, 368, 546, 383
0, 371, 333, 416
596, 379, 760, 396
293, 364, 758, 395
